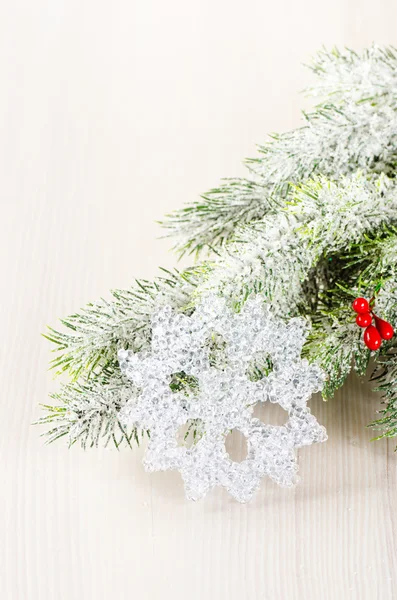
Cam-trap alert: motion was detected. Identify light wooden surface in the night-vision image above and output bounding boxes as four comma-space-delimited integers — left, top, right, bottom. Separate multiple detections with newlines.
1, 1, 397, 598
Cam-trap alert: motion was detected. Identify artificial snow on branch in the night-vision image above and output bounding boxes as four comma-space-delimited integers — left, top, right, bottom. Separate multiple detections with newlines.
44, 267, 200, 379
199, 174, 397, 315
163, 45, 397, 255
40, 44, 397, 456
36, 375, 140, 449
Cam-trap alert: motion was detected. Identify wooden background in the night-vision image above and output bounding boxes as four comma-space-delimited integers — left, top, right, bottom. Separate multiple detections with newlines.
1, 1, 397, 598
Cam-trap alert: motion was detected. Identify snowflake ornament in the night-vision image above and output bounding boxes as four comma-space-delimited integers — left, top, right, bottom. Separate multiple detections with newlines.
119, 295, 327, 502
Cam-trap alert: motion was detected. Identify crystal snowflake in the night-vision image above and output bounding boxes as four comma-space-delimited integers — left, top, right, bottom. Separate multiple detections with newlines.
118, 295, 327, 502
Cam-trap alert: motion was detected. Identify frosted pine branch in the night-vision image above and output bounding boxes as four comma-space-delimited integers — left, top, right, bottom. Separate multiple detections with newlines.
251, 102, 397, 182
306, 45, 397, 103
163, 45, 397, 255
199, 174, 397, 315
37, 376, 140, 449
162, 178, 270, 256
347, 228, 397, 285
305, 253, 397, 404
44, 268, 200, 379
370, 344, 397, 442
40, 44, 397, 448
305, 316, 369, 399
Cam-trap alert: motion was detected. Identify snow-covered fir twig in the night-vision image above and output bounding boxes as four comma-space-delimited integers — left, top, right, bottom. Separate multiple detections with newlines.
370, 345, 397, 442
162, 178, 272, 256
36, 374, 141, 449
163, 45, 397, 255
40, 45, 397, 448
199, 174, 397, 315
306, 45, 397, 102
304, 248, 397, 400
44, 267, 201, 379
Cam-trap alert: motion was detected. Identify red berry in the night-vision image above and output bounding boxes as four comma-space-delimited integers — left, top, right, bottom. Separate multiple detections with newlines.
363, 325, 382, 351
352, 297, 370, 314
374, 315, 394, 340
356, 312, 372, 328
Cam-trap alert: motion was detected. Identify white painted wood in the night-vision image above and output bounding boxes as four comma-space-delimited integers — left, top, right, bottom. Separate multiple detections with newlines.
1, 1, 396, 598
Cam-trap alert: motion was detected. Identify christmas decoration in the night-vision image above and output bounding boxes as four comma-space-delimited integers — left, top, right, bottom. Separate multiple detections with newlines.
363, 325, 382, 351
374, 315, 394, 340
351, 296, 394, 350
355, 313, 372, 328
118, 295, 326, 501
38, 45, 397, 499
352, 298, 370, 314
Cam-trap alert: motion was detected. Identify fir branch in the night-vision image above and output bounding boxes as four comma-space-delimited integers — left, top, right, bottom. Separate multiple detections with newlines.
343, 227, 397, 285
45, 267, 201, 380
161, 178, 272, 257
41, 44, 397, 449
304, 245, 397, 402
306, 45, 397, 103
198, 174, 397, 316
36, 375, 140, 449
251, 103, 397, 181
304, 306, 370, 399
370, 342, 397, 445
162, 45, 397, 255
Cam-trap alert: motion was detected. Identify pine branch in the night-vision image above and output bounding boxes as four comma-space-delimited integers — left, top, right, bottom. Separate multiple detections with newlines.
370, 342, 397, 445
36, 374, 141, 449
162, 45, 397, 255
161, 178, 272, 257
199, 174, 397, 316
343, 227, 397, 285
306, 45, 397, 103
304, 302, 370, 399
250, 103, 397, 181
41, 44, 397, 449
45, 267, 201, 380
304, 234, 397, 402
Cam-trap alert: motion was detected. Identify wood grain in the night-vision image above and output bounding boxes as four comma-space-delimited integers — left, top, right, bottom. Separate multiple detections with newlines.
1, 1, 397, 598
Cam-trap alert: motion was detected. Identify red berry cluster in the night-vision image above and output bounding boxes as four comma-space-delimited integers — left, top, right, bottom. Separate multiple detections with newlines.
352, 297, 394, 351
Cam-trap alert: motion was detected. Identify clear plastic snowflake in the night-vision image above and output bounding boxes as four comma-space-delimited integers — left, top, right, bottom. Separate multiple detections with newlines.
119, 294, 327, 502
